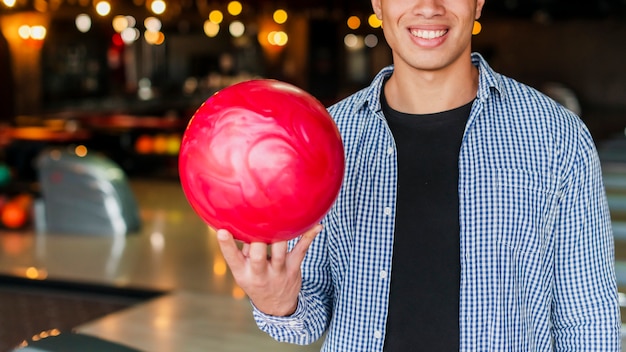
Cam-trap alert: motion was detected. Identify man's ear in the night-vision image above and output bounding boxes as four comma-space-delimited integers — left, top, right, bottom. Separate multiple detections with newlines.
371, 0, 383, 20
475, 0, 486, 19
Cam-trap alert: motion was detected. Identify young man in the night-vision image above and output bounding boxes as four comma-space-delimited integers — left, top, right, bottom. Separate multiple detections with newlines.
217, 0, 621, 350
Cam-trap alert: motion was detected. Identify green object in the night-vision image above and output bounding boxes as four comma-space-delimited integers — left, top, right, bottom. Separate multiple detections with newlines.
0, 164, 11, 186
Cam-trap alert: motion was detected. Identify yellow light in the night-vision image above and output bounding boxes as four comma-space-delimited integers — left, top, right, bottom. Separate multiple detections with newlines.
368, 13, 382, 28
213, 258, 227, 276
227, 1, 242, 16
209, 10, 223, 24
267, 31, 276, 45
25, 267, 39, 279
2, 0, 17, 7
268, 31, 287, 46
151, 0, 166, 15
145, 30, 165, 45
144, 16, 162, 32
112, 15, 129, 32
30, 25, 46, 40
17, 25, 31, 40
95, 1, 111, 16
274, 31, 287, 46
203, 20, 219, 37
273, 9, 288, 24
347, 15, 360, 30
74, 145, 88, 157
232, 285, 246, 300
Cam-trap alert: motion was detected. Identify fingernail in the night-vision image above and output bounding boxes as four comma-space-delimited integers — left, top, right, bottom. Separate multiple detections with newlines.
216, 230, 229, 241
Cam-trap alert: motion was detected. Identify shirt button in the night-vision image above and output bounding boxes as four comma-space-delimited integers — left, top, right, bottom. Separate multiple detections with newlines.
374, 330, 383, 339
379, 270, 387, 279
383, 207, 392, 216
386, 146, 393, 155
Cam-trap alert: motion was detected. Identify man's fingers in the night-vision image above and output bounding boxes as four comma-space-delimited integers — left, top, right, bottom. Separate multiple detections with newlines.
288, 224, 322, 265
270, 241, 289, 270
248, 242, 270, 275
216, 229, 246, 273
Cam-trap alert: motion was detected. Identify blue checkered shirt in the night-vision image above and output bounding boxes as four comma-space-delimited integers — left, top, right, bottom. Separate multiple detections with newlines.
253, 53, 621, 351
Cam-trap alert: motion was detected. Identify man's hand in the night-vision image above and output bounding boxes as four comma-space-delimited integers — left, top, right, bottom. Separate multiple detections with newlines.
216, 224, 322, 316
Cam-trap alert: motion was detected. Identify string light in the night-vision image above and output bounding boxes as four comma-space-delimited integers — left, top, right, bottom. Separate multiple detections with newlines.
368, 14, 382, 28
227, 1, 242, 16
75, 13, 92, 33
203, 20, 219, 37
209, 10, 223, 24
273, 9, 288, 24
228, 20, 245, 37
150, 0, 166, 15
95, 1, 111, 16
347, 16, 360, 30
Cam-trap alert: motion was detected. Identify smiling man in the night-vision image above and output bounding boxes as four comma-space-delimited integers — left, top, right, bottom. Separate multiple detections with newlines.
217, 0, 621, 350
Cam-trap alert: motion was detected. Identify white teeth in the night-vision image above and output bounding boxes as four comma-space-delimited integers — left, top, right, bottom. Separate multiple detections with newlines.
411, 29, 447, 39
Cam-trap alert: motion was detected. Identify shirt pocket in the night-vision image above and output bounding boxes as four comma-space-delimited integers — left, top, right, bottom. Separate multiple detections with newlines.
495, 168, 559, 256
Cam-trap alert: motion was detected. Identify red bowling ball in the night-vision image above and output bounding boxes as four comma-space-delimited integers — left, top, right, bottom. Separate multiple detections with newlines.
179, 79, 344, 243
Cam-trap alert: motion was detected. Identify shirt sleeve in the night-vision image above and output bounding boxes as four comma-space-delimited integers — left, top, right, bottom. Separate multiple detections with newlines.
551, 121, 621, 351
252, 225, 334, 345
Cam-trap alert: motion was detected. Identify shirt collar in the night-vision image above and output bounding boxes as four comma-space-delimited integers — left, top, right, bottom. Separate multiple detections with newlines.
357, 52, 506, 114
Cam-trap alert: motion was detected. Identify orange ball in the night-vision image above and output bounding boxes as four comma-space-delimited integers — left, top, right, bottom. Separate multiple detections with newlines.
1, 203, 27, 229
1, 194, 32, 229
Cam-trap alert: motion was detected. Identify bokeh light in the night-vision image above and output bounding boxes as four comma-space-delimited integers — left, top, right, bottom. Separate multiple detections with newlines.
227, 1, 242, 16
150, 0, 166, 14
95, 1, 111, 16
75, 13, 92, 33
368, 14, 382, 28
364, 33, 378, 48
347, 15, 360, 30
273, 9, 288, 24
121, 27, 140, 44
17, 25, 30, 40
112, 15, 129, 32
229, 20, 245, 37
144, 16, 162, 32
30, 26, 46, 39
203, 20, 219, 37
209, 10, 223, 24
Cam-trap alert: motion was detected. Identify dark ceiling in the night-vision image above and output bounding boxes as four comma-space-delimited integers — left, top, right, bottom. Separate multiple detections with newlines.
2, 0, 625, 20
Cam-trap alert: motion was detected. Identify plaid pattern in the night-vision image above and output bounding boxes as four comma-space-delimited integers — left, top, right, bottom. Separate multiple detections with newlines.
253, 53, 621, 351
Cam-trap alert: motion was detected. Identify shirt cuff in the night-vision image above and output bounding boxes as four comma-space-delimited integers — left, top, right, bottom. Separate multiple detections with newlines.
251, 292, 307, 331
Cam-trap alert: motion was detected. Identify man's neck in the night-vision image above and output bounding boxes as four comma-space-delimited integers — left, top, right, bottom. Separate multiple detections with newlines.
384, 56, 478, 115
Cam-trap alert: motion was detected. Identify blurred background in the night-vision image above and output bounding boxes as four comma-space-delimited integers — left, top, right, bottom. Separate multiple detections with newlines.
1, 0, 626, 351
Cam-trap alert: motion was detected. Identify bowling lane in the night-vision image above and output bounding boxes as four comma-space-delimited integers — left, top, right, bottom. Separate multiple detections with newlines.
0, 179, 324, 350
0, 180, 239, 294
76, 291, 323, 352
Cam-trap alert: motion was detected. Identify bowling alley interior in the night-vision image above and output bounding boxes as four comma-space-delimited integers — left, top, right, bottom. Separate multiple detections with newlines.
1, 0, 626, 350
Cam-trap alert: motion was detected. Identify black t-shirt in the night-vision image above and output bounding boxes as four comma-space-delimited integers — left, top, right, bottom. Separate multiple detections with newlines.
382, 91, 472, 351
